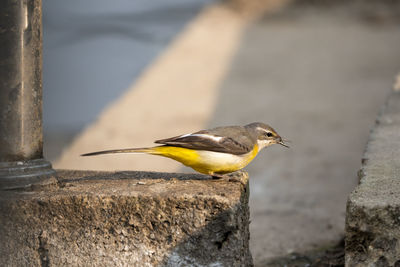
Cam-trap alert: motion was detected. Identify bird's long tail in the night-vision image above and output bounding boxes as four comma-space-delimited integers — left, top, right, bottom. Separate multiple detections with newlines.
81, 147, 156, 157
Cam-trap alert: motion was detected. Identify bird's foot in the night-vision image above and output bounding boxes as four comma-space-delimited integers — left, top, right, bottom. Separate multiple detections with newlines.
210, 173, 225, 179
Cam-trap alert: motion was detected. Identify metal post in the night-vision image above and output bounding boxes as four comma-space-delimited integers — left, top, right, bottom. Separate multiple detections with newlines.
0, 0, 55, 189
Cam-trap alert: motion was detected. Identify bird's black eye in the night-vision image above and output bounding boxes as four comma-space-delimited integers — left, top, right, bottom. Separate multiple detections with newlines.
266, 132, 273, 137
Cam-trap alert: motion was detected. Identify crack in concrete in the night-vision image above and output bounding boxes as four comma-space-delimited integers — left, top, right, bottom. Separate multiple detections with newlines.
38, 231, 50, 267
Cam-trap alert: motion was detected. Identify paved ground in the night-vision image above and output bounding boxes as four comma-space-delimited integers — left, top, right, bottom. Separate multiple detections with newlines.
42, 0, 213, 160
49, 2, 400, 266
210, 7, 400, 265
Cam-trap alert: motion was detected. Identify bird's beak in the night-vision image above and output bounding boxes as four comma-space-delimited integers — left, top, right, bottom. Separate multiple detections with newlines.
277, 137, 290, 148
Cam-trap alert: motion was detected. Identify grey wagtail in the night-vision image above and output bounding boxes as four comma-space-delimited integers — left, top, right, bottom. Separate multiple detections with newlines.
81, 122, 288, 177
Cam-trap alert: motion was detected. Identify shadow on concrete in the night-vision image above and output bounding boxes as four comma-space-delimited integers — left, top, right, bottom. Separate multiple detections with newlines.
57, 169, 248, 184
262, 239, 344, 267
45, 3, 208, 48
58, 169, 211, 184
160, 187, 252, 266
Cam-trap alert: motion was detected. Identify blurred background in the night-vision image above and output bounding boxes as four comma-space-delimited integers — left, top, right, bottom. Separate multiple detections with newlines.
42, 0, 400, 265
43, 0, 214, 159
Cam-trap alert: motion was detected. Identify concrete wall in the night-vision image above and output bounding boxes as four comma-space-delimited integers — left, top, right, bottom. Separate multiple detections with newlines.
345, 87, 400, 266
0, 170, 252, 266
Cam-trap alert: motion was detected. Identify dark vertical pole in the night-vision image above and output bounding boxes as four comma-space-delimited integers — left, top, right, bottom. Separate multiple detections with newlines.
0, 0, 55, 189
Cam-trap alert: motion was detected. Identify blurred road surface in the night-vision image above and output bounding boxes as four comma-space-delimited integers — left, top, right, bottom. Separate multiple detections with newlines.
43, 0, 213, 159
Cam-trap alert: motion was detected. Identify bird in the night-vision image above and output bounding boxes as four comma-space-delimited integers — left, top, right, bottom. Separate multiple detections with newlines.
81, 122, 289, 178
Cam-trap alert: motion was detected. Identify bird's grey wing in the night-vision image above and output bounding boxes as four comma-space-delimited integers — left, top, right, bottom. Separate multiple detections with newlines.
155, 126, 254, 155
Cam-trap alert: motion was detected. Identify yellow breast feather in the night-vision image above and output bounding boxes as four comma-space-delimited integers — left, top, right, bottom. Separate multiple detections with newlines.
151, 144, 259, 175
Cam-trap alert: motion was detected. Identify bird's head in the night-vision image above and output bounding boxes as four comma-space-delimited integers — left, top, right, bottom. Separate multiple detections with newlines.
245, 122, 289, 150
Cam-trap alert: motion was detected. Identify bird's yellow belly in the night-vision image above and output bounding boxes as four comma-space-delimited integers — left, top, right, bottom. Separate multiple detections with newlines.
152, 145, 258, 175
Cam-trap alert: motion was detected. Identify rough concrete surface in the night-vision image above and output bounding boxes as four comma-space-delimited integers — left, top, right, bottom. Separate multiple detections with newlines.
0, 170, 252, 267
346, 91, 400, 266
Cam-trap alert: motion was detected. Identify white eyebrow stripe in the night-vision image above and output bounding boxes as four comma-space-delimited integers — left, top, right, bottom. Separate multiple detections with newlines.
256, 127, 269, 132
179, 133, 223, 142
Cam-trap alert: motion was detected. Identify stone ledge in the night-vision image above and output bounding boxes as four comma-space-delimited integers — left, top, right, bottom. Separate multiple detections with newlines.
0, 170, 252, 267
345, 90, 400, 266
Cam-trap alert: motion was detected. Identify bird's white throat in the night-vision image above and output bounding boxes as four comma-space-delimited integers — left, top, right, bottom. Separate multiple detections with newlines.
257, 139, 275, 151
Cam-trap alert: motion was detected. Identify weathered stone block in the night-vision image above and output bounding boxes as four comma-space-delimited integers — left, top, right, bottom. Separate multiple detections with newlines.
345, 91, 400, 266
0, 170, 252, 266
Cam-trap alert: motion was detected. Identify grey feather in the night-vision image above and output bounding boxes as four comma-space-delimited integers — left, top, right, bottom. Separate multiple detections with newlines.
155, 126, 256, 155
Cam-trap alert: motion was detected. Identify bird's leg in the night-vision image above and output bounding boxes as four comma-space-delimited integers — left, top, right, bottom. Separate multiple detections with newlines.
210, 172, 225, 179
